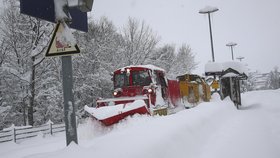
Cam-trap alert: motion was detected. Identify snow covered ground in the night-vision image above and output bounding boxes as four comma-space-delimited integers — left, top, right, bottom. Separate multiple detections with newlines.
1, 89, 280, 158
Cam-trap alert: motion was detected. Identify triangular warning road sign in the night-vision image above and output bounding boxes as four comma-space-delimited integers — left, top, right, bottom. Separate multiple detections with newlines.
46, 22, 80, 57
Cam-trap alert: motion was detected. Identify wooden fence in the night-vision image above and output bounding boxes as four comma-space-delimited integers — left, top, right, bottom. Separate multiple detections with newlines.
0, 122, 65, 143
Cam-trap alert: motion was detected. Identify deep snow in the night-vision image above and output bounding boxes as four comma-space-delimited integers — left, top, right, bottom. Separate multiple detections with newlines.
0, 89, 280, 158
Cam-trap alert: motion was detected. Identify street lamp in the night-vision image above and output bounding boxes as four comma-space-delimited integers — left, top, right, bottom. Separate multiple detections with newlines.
236, 56, 244, 62
226, 42, 237, 61
199, 6, 219, 62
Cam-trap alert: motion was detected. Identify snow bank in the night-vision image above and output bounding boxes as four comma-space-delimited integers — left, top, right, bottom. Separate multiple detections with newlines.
211, 92, 221, 101
26, 97, 239, 158
2, 90, 280, 158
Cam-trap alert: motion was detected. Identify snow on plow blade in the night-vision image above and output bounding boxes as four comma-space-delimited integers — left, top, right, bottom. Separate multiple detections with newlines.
84, 100, 149, 126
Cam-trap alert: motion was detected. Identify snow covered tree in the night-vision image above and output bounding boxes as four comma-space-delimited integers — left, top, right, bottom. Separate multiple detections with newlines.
245, 72, 256, 91
168, 44, 197, 79
0, 39, 8, 102
0, 7, 199, 128
0, 1, 33, 126
0, 0, 53, 127
73, 17, 122, 112
121, 17, 159, 65
0, 38, 11, 129
145, 44, 176, 73
34, 58, 64, 125
268, 66, 280, 89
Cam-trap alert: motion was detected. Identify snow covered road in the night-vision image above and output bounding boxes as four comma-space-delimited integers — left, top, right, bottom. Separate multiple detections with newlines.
199, 90, 280, 158
0, 90, 279, 158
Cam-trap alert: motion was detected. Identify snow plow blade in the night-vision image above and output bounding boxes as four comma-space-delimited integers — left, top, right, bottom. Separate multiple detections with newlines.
84, 100, 149, 126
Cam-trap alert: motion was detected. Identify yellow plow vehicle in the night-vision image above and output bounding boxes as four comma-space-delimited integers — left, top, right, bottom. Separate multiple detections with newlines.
177, 74, 211, 108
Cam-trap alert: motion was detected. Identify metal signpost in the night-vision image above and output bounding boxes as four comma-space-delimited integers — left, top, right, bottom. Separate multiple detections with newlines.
20, 0, 94, 146
61, 55, 77, 145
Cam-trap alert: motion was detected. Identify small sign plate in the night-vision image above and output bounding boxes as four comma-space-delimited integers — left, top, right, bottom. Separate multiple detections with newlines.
46, 23, 80, 57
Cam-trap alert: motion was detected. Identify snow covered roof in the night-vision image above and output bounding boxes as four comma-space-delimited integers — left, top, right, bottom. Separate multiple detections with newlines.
223, 62, 248, 74
118, 64, 165, 72
205, 61, 248, 75
204, 62, 223, 73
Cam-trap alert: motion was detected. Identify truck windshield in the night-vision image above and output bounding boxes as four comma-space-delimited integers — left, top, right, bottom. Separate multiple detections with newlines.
132, 71, 152, 86
114, 73, 129, 88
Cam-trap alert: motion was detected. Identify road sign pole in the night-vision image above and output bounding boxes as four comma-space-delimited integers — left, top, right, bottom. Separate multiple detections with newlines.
61, 55, 78, 145
20, 0, 94, 147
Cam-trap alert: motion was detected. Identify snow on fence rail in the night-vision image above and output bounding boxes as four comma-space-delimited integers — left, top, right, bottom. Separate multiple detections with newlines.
0, 121, 65, 143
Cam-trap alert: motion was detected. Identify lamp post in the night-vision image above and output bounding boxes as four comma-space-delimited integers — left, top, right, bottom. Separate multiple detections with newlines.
226, 42, 237, 61
236, 56, 244, 62
199, 6, 219, 62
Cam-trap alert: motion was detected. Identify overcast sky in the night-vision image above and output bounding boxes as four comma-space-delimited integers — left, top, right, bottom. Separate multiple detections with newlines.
1, 0, 279, 74
91, 0, 280, 74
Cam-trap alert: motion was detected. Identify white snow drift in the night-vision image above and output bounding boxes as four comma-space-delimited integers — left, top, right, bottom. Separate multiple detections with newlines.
0, 89, 279, 158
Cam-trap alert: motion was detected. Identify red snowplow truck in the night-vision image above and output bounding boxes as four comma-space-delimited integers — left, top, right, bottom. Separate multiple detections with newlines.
84, 65, 181, 126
